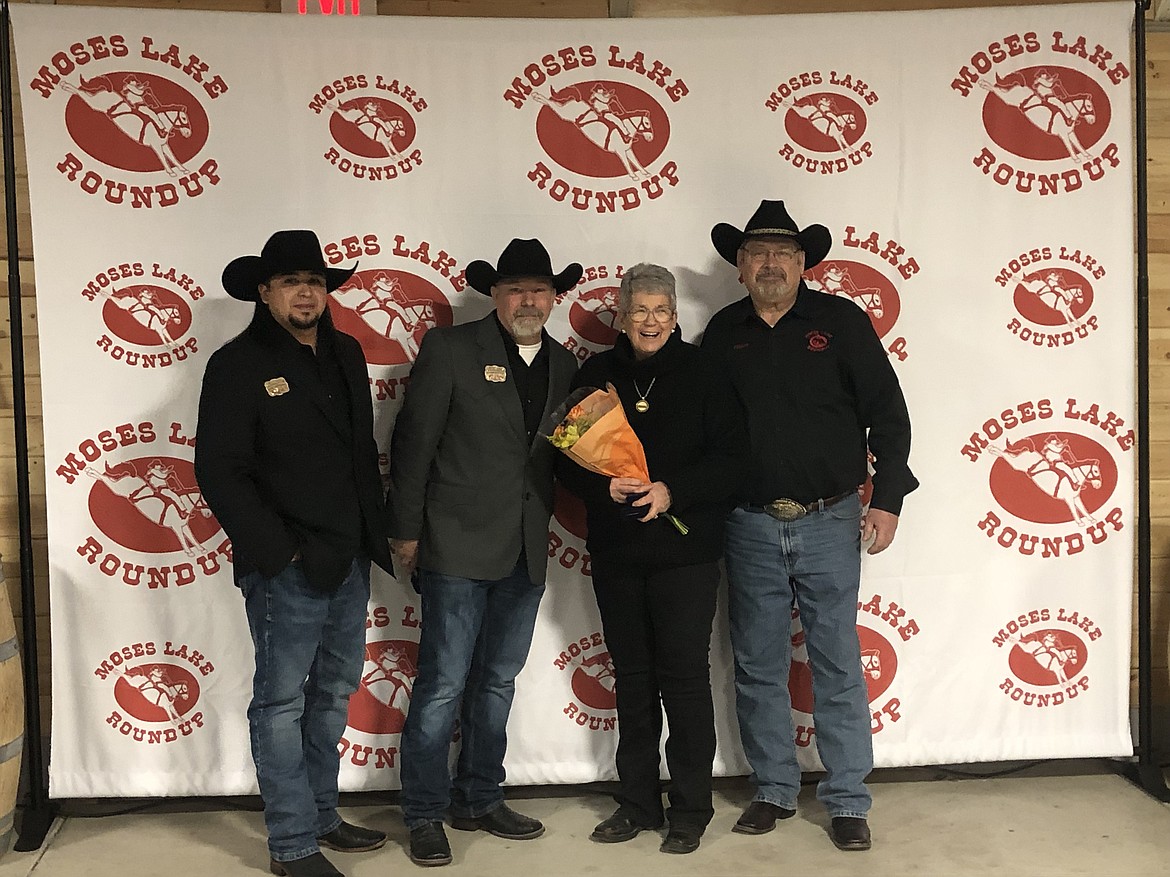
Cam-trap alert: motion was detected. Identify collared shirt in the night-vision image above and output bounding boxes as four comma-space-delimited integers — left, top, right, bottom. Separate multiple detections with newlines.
495, 314, 551, 444
701, 283, 918, 515
300, 326, 352, 434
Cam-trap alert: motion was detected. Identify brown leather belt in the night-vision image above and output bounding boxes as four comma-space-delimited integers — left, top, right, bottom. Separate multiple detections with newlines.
749, 490, 856, 522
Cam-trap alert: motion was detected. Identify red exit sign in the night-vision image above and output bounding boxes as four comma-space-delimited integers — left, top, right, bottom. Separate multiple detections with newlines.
280, 0, 376, 14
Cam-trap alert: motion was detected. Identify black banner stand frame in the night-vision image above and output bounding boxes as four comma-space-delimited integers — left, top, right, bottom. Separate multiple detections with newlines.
1119, 0, 1170, 804
0, 0, 55, 850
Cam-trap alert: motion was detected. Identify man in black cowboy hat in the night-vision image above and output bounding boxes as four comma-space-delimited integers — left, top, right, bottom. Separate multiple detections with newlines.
387, 238, 579, 867
701, 201, 917, 852
195, 230, 394, 877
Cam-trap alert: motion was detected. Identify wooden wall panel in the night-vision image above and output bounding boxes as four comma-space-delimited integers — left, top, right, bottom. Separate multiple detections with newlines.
629, 0, 1109, 16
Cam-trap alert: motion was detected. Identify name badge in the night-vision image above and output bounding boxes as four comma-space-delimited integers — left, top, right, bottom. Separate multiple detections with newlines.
484, 365, 507, 383
264, 377, 290, 397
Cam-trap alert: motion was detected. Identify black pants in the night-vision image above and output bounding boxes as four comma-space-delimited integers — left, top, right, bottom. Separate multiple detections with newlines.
590, 556, 719, 830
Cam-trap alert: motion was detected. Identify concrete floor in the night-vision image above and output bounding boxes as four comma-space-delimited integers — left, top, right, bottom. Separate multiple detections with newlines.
0, 762, 1168, 876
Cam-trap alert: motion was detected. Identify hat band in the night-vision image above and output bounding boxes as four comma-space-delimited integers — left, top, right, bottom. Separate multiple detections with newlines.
743, 228, 798, 237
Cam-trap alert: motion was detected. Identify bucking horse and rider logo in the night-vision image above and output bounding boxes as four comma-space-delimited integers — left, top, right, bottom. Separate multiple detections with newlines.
1012, 267, 1094, 331
1006, 628, 1088, 686
988, 432, 1117, 529
776, 91, 868, 156
806, 260, 900, 340
533, 80, 669, 180
979, 65, 1109, 162
347, 638, 420, 735
112, 662, 201, 727
327, 269, 454, 367
85, 456, 221, 557
98, 284, 193, 349
62, 72, 210, 176
325, 96, 416, 161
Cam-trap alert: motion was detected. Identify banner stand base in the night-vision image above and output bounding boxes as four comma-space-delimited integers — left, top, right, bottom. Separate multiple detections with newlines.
14, 801, 55, 852
1115, 761, 1170, 803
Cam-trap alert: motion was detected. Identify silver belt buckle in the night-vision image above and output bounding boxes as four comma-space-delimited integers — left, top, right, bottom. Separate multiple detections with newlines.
765, 498, 807, 522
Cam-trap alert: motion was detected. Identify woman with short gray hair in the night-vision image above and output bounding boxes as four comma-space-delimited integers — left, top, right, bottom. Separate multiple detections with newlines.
556, 262, 748, 855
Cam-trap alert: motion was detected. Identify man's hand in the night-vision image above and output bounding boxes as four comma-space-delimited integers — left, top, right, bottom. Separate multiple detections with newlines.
861, 508, 899, 555
631, 481, 672, 523
390, 538, 420, 579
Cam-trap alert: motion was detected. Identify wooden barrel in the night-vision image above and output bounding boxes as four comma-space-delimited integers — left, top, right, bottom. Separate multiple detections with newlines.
0, 562, 25, 858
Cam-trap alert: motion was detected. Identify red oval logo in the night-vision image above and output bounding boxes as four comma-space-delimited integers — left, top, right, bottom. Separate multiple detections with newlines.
859, 450, 876, 508
553, 483, 589, 541
989, 432, 1117, 525
1013, 268, 1094, 327
328, 270, 453, 366
789, 622, 896, 713
535, 81, 669, 179
328, 97, 417, 160
1008, 628, 1087, 685
87, 456, 222, 555
64, 72, 210, 174
784, 92, 867, 154
569, 285, 621, 346
981, 66, 1110, 161
101, 284, 192, 347
347, 638, 419, 735
571, 650, 617, 710
114, 662, 199, 722
806, 260, 900, 339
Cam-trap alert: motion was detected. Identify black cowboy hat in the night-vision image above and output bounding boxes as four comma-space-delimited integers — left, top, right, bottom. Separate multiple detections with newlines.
222, 229, 356, 302
711, 200, 831, 269
465, 238, 583, 296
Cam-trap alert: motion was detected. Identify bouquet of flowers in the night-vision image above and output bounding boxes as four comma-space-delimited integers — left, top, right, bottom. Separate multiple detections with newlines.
544, 384, 688, 535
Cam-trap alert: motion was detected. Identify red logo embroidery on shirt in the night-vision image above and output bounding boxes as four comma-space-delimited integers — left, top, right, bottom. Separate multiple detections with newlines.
806, 330, 831, 351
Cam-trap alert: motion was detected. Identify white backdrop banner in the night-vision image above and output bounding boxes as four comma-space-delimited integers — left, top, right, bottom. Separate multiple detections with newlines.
11, 1, 1135, 797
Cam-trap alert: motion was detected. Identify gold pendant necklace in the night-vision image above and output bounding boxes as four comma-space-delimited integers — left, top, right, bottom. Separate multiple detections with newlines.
633, 377, 656, 413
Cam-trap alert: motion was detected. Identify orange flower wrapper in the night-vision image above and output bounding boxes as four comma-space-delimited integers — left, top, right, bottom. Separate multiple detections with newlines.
545, 384, 688, 535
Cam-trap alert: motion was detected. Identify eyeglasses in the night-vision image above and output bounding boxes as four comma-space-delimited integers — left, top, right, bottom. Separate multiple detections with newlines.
626, 306, 676, 323
741, 246, 803, 263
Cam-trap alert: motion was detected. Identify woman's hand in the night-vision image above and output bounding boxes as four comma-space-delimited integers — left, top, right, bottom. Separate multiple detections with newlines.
630, 481, 672, 523
609, 477, 648, 503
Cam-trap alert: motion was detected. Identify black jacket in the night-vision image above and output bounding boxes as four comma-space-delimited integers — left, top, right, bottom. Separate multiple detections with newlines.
195, 307, 393, 591
556, 330, 749, 568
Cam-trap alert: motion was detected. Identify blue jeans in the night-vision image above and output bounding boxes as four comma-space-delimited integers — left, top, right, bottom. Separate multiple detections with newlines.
399, 561, 545, 829
724, 495, 872, 819
239, 557, 371, 863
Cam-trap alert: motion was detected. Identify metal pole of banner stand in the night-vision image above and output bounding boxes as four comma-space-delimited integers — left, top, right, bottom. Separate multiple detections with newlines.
1119, 0, 1170, 802
0, 0, 55, 849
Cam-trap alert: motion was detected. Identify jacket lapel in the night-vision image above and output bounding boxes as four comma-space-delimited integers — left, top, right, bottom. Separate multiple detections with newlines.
532, 342, 572, 454
255, 321, 350, 441
475, 316, 527, 444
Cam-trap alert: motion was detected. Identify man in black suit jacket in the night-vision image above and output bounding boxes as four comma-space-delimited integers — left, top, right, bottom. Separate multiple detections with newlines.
387, 239, 580, 867
195, 230, 394, 877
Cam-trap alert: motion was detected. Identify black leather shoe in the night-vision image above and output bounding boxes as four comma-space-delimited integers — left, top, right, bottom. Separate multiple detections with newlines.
269, 852, 343, 877
590, 810, 661, 843
829, 816, 872, 851
408, 822, 453, 867
450, 803, 544, 840
732, 801, 797, 835
660, 824, 702, 854
317, 820, 388, 852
